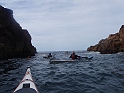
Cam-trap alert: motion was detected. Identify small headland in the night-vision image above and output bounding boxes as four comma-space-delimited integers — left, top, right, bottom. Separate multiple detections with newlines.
87, 25, 124, 54
0, 5, 36, 60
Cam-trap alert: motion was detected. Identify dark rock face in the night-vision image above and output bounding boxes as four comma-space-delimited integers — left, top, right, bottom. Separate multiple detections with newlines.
0, 5, 36, 60
87, 25, 124, 54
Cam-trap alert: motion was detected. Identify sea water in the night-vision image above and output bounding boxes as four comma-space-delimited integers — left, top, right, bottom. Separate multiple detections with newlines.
0, 51, 124, 93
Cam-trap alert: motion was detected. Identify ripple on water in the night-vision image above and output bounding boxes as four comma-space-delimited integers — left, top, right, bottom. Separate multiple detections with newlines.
0, 51, 124, 93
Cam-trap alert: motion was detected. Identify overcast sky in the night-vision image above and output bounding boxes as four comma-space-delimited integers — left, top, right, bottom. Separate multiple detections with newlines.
0, 0, 124, 51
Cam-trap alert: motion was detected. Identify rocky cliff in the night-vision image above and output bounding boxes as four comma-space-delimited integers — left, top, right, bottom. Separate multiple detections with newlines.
0, 5, 36, 60
87, 25, 124, 54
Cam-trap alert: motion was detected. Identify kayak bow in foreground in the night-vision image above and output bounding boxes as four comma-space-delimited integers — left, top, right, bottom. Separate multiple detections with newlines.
13, 67, 39, 93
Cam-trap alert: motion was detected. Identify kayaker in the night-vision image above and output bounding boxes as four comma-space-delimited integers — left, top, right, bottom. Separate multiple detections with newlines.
70, 52, 80, 60
27, 54, 31, 60
48, 53, 52, 58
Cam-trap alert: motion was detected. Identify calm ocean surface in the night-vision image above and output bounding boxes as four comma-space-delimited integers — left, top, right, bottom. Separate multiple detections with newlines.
0, 51, 124, 93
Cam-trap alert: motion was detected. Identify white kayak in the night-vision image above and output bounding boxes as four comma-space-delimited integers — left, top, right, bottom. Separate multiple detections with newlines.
13, 67, 39, 93
50, 60, 77, 63
50, 56, 93, 63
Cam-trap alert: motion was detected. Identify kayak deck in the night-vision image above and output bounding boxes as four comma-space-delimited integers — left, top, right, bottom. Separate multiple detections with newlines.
13, 67, 39, 93
14, 88, 37, 93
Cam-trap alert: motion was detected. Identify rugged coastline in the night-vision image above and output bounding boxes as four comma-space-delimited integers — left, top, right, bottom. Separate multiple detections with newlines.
87, 25, 124, 54
0, 5, 36, 60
